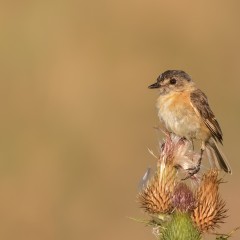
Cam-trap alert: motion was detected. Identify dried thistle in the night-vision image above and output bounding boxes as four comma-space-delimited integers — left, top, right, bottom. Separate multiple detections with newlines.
172, 183, 196, 212
160, 134, 200, 174
135, 134, 230, 240
138, 158, 176, 214
192, 170, 227, 232
138, 135, 198, 215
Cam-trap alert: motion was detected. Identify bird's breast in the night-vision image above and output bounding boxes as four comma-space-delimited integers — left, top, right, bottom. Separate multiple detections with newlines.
156, 91, 208, 140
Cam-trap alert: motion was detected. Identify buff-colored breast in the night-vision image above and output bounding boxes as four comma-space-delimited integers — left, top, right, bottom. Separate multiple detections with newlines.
156, 91, 210, 141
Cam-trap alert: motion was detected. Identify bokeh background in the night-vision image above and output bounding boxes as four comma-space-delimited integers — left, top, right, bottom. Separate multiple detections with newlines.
1, 1, 240, 239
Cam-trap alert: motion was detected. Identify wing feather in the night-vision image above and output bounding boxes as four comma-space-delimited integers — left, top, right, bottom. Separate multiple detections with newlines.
190, 89, 223, 144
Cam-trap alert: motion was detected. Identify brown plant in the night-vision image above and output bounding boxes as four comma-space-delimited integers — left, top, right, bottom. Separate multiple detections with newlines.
192, 170, 227, 232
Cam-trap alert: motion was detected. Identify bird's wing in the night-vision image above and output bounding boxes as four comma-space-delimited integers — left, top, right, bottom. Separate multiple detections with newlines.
190, 89, 223, 144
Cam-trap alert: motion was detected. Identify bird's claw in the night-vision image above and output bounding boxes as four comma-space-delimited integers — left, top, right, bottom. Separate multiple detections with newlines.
182, 155, 202, 180
182, 165, 200, 180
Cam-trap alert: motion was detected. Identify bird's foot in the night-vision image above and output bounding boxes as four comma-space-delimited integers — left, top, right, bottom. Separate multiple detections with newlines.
182, 165, 200, 180
182, 155, 202, 180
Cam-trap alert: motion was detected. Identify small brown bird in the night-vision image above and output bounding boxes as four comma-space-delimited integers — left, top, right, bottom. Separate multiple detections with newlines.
148, 70, 231, 175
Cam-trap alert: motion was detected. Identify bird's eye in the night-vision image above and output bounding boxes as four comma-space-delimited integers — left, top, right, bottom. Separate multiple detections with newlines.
170, 78, 177, 84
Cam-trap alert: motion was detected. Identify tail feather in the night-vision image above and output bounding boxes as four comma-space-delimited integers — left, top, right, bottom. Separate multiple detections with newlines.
206, 138, 232, 174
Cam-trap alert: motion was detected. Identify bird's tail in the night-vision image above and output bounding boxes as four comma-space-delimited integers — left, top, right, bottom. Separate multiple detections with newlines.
205, 138, 232, 174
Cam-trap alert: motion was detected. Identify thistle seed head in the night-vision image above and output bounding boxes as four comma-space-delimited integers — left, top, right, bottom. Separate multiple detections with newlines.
192, 170, 227, 232
172, 183, 196, 212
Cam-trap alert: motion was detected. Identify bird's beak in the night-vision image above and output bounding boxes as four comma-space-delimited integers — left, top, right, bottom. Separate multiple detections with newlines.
148, 81, 160, 89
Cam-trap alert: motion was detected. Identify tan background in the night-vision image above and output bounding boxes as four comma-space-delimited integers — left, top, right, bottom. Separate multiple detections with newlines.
0, 1, 240, 239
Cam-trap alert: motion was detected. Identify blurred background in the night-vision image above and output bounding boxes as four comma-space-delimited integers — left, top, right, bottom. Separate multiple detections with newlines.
0, 0, 240, 239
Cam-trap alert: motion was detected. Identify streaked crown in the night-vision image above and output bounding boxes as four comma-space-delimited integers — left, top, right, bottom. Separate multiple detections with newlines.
158, 70, 192, 83
148, 70, 193, 94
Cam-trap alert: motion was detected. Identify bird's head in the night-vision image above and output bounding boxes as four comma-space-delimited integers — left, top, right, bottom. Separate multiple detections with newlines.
148, 70, 194, 95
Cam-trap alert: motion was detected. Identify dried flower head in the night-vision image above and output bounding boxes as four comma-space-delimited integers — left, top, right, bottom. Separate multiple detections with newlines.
138, 163, 176, 214
136, 135, 229, 240
192, 170, 227, 232
138, 135, 197, 214
172, 183, 196, 212
160, 134, 200, 175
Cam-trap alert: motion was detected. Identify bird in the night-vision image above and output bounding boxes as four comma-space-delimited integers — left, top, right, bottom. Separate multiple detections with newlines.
148, 70, 231, 176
